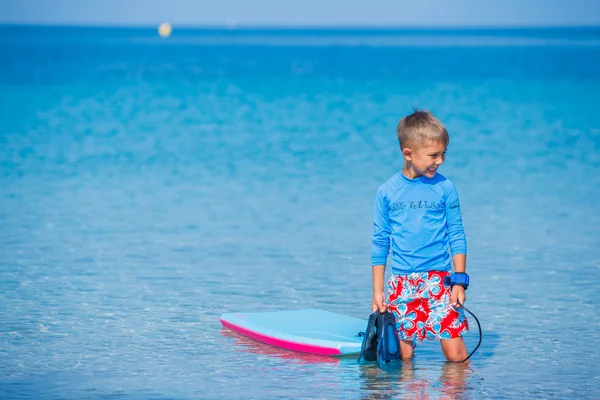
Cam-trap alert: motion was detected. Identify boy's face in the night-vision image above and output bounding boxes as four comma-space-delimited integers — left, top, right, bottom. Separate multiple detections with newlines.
403, 140, 447, 178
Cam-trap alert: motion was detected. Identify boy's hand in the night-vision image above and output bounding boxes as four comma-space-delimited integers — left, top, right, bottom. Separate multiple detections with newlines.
451, 286, 466, 308
372, 291, 387, 313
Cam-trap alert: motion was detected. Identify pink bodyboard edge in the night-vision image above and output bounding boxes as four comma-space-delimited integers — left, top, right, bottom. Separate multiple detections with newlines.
220, 318, 342, 356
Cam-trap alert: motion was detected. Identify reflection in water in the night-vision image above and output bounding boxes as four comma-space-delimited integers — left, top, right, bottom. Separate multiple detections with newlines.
359, 360, 476, 399
440, 362, 471, 399
359, 362, 406, 399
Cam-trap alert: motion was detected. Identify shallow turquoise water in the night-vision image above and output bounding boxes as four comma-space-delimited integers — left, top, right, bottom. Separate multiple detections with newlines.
1, 26, 600, 399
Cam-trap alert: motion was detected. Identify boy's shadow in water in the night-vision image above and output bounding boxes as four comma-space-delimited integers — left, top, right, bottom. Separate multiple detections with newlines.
462, 329, 501, 365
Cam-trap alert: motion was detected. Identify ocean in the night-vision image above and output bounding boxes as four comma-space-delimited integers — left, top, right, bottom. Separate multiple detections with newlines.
1, 25, 599, 399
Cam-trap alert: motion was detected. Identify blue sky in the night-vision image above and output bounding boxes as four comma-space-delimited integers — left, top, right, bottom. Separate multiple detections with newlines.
0, 0, 599, 27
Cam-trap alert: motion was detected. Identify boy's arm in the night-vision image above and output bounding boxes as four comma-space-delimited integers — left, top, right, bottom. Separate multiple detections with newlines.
446, 182, 467, 306
452, 254, 466, 273
445, 182, 467, 257
372, 265, 387, 312
371, 187, 390, 312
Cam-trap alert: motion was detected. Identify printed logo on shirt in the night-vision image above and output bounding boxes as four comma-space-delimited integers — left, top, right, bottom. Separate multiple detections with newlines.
390, 201, 444, 211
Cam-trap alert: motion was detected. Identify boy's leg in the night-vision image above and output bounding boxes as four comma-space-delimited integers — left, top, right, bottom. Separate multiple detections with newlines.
387, 274, 426, 360
399, 340, 414, 360
424, 271, 469, 362
440, 336, 468, 362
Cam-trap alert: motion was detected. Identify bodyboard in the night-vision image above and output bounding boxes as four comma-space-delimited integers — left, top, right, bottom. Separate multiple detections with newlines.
220, 308, 366, 356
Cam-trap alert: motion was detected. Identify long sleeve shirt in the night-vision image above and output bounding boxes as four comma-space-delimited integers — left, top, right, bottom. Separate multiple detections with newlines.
371, 172, 467, 275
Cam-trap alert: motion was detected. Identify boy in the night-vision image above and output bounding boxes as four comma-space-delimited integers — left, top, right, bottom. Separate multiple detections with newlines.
371, 109, 469, 362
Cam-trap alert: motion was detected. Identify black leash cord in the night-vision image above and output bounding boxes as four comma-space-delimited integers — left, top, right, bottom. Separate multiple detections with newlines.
456, 300, 482, 363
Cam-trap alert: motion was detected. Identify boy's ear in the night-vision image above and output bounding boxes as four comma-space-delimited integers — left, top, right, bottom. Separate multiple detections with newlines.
402, 147, 412, 161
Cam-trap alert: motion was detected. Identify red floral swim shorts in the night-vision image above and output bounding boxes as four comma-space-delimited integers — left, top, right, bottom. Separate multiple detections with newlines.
387, 270, 469, 341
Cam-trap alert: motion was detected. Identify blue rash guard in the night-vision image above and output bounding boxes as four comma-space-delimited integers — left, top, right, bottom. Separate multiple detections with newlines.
371, 172, 467, 275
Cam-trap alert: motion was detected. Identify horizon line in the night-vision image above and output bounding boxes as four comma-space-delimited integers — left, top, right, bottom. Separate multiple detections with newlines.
2, 22, 600, 30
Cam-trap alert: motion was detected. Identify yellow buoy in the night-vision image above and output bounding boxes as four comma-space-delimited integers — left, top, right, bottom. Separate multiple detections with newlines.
158, 22, 172, 38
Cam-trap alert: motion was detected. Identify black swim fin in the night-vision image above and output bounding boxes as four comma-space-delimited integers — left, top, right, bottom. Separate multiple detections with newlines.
376, 311, 402, 367
358, 311, 380, 362
358, 310, 402, 367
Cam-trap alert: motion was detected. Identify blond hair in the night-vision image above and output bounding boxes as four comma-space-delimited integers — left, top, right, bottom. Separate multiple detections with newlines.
396, 109, 449, 150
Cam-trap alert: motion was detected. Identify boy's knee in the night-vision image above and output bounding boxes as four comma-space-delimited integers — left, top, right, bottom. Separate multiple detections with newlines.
443, 349, 467, 362
441, 338, 467, 362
